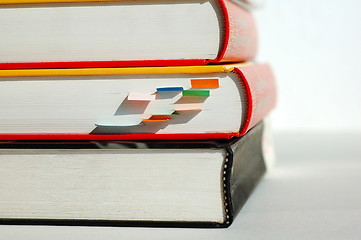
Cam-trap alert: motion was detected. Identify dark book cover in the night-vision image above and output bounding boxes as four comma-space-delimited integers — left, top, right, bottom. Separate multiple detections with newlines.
0, 122, 266, 228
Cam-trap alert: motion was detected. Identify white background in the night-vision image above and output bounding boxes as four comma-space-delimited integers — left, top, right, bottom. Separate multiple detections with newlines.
1, 1, 361, 239
254, 0, 361, 133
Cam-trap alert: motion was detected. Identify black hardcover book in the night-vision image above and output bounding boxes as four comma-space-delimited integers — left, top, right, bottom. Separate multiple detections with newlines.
0, 123, 266, 228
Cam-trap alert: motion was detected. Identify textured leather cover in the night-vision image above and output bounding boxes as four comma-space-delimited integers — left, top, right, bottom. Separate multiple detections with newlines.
0, 0, 257, 69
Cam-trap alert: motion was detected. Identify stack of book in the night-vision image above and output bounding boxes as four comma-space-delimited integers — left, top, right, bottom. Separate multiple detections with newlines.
0, 0, 276, 228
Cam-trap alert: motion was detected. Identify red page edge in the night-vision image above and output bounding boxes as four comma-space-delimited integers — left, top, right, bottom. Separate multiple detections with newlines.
0, 133, 238, 141
0, 59, 208, 70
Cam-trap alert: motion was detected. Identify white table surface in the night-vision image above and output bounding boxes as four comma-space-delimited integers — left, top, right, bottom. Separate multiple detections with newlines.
1, 132, 360, 239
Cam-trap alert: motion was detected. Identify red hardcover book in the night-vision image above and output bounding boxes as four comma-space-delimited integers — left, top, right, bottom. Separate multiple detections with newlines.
0, 63, 276, 141
0, 0, 257, 69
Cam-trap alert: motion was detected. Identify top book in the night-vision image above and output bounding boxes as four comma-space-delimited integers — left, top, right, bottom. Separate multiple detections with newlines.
0, 0, 257, 69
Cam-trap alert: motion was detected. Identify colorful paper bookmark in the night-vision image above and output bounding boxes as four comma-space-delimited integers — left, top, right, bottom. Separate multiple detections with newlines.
127, 92, 155, 101
151, 110, 176, 115
156, 87, 184, 92
191, 79, 219, 88
142, 115, 172, 122
173, 104, 202, 111
95, 122, 142, 127
182, 90, 210, 97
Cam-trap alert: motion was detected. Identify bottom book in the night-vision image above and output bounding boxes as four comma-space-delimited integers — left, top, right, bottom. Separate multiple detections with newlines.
0, 122, 267, 228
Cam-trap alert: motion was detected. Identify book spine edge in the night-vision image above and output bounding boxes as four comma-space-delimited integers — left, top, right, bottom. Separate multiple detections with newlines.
221, 145, 235, 227
210, 0, 258, 64
235, 64, 277, 135
228, 122, 266, 221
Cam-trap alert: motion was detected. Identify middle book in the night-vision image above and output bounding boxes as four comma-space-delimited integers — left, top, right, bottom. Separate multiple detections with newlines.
0, 63, 276, 141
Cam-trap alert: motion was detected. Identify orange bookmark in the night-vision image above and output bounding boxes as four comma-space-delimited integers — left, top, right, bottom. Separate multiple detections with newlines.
191, 79, 219, 88
142, 115, 171, 122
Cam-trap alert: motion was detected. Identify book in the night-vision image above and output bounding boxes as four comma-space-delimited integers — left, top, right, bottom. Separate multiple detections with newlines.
0, 63, 276, 140
0, 0, 257, 69
0, 121, 266, 228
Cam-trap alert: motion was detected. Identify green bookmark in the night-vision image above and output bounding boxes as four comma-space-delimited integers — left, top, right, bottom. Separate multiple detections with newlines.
182, 90, 210, 97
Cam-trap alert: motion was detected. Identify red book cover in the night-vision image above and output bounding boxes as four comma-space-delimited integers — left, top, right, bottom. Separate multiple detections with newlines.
234, 64, 277, 135
210, 0, 258, 64
0, 63, 276, 141
0, 0, 257, 70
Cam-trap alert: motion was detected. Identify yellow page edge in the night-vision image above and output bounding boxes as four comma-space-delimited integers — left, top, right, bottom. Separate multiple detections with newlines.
0, 63, 251, 78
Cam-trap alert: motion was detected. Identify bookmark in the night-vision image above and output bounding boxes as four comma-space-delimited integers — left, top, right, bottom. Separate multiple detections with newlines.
156, 87, 184, 92
182, 90, 210, 97
191, 79, 219, 88
127, 92, 155, 101
173, 104, 202, 111
95, 121, 142, 127
142, 115, 172, 122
